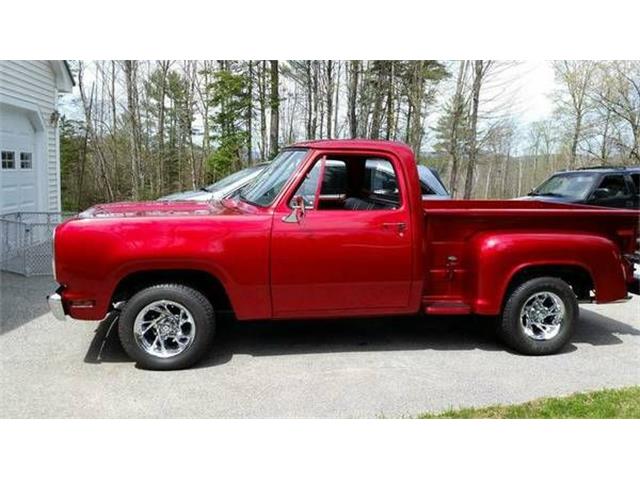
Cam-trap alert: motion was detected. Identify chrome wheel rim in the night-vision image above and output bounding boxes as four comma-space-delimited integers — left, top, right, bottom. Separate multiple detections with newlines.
133, 300, 196, 358
520, 291, 565, 341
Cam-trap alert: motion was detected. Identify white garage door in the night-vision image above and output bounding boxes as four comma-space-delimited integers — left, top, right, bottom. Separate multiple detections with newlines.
0, 105, 38, 214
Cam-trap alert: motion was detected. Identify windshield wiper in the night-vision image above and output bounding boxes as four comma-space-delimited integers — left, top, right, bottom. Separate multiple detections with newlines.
531, 192, 565, 197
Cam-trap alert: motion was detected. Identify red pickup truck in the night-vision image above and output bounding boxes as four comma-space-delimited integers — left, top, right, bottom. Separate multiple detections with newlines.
48, 140, 640, 370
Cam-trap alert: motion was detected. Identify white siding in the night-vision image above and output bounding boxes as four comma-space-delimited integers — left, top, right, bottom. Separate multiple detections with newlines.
0, 60, 60, 211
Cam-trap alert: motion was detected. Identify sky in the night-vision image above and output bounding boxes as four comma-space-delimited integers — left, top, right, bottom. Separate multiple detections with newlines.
506, 61, 556, 123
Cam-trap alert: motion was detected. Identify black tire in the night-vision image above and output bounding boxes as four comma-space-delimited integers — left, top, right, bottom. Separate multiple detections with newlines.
498, 276, 577, 355
118, 284, 215, 370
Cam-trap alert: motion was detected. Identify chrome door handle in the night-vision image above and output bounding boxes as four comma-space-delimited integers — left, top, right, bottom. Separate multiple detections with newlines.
382, 222, 407, 232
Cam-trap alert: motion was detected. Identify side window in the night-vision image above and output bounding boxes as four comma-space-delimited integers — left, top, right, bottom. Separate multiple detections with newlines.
364, 158, 401, 205
596, 175, 629, 199
290, 156, 401, 211
322, 161, 347, 195
291, 159, 348, 208
1, 151, 15, 169
20, 152, 32, 169
631, 174, 640, 194
291, 160, 323, 208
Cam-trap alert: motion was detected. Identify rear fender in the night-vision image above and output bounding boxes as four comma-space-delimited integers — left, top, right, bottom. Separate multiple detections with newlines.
471, 232, 626, 315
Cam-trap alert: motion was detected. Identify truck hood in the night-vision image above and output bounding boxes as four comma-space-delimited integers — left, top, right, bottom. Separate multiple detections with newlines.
78, 200, 224, 218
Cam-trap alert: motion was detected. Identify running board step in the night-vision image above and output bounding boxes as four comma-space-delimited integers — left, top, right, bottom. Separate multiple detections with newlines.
424, 301, 471, 315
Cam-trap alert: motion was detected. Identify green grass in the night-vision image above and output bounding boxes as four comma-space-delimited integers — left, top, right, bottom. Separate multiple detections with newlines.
419, 386, 640, 419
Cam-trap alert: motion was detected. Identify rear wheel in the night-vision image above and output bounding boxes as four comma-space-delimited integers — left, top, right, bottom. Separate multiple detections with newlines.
499, 277, 577, 355
118, 284, 215, 370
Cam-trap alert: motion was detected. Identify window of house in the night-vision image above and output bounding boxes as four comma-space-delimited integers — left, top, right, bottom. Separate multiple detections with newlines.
20, 152, 32, 169
1, 151, 15, 169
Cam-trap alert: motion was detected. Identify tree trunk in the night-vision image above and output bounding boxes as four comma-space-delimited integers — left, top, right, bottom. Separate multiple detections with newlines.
569, 114, 581, 169
369, 61, 385, 140
347, 60, 360, 138
269, 60, 280, 158
311, 61, 319, 138
408, 61, 425, 156
484, 157, 493, 198
246, 60, 253, 165
463, 60, 484, 199
124, 60, 142, 200
158, 61, 169, 193
448, 61, 468, 198
78, 61, 114, 202
109, 61, 119, 197
326, 60, 334, 138
385, 62, 395, 140
334, 61, 341, 138
601, 108, 611, 161
258, 61, 268, 160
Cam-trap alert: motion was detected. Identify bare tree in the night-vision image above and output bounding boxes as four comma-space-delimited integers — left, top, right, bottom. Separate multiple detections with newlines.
447, 61, 469, 197
123, 60, 142, 199
269, 60, 280, 158
246, 60, 253, 164
463, 60, 493, 199
326, 60, 334, 138
347, 60, 360, 138
553, 61, 595, 168
590, 61, 640, 161
77, 61, 114, 202
257, 61, 268, 160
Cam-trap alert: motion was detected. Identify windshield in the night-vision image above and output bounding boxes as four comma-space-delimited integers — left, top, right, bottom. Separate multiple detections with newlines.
240, 149, 308, 206
204, 165, 264, 192
531, 173, 598, 199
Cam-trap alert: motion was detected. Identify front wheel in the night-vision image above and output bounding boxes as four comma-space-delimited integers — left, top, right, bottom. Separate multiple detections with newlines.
118, 284, 215, 370
498, 277, 578, 355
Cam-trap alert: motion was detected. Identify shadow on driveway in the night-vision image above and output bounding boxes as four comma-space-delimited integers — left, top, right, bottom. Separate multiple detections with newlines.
0, 272, 55, 335
83, 306, 640, 369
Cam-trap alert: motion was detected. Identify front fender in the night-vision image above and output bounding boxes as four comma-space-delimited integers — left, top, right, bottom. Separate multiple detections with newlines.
470, 232, 626, 315
55, 215, 272, 321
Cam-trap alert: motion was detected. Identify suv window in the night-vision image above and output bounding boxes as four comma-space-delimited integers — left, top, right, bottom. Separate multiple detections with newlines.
631, 173, 640, 193
595, 174, 629, 199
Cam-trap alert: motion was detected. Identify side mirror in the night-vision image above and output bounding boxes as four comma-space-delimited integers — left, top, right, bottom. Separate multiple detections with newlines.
591, 188, 611, 200
282, 195, 306, 223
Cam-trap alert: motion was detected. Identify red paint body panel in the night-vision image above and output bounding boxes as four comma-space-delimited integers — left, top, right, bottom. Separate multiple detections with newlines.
52, 140, 639, 322
55, 200, 273, 320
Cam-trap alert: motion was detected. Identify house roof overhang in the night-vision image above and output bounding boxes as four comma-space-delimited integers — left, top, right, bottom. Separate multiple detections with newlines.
49, 60, 75, 92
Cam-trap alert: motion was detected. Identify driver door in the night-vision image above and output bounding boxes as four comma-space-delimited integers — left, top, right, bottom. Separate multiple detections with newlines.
270, 154, 414, 318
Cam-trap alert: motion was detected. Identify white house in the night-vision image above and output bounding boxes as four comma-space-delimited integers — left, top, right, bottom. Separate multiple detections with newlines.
0, 61, 74, 215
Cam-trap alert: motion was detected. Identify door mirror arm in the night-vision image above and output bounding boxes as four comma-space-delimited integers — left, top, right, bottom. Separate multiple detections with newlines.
282, 195, 306, 223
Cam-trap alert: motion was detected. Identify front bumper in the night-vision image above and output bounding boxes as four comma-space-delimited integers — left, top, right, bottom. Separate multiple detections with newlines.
47, 293, 67, 321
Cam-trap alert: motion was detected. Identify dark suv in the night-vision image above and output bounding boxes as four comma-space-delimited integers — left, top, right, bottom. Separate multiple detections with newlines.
521, 166, 640, 209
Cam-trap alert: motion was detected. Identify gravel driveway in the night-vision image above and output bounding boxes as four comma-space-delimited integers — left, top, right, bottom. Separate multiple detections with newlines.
1, 272, 639, 418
